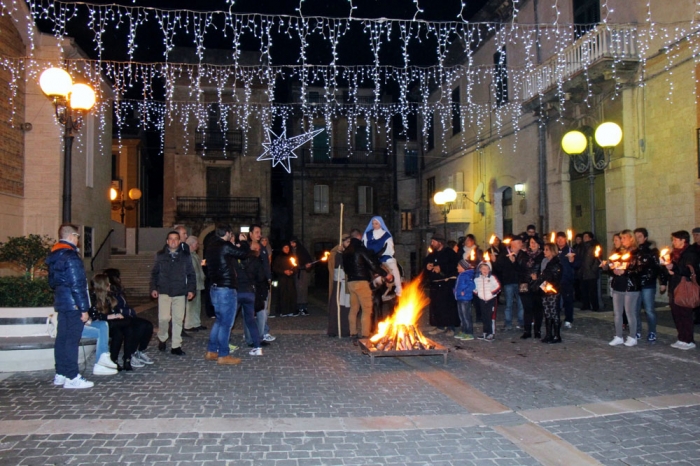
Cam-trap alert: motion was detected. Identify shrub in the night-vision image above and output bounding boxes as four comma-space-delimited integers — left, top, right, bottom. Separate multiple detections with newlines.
0, 277, 53, 307
0, 234, 54, 279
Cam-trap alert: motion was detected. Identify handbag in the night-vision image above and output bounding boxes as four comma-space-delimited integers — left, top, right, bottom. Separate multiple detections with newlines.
673, 265, 700, 308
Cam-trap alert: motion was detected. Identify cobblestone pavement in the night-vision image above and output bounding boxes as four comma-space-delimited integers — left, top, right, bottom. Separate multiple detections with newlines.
0, 288, 699, 465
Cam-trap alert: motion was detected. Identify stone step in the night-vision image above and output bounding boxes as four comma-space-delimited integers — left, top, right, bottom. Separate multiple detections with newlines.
106, 254, 156, 298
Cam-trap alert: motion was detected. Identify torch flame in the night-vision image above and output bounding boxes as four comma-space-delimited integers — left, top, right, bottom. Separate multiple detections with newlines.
659, 248, 669, 258
483, 251, 490, 262
489, 234, 496, 245
543, 283, 558, 294
321, 251, 330, 262
567, 229, 573, 242
609, 253, 621, 261
427, 247, 433, 253
621, 253, 630, 261
550, 231, 556, 243
469, 249, 476, 261
594, 245, 601, 258
503, 238, 512, 245
290, 257, 297, 267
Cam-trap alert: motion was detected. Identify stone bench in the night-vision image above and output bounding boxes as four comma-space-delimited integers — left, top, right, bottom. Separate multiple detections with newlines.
0, 307, 96, 372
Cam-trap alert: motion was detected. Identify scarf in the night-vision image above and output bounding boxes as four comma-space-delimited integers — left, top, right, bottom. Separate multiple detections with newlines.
671, 243, 688, 264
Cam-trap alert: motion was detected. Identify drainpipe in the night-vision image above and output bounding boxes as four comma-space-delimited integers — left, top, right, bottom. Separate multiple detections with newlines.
534, 0, 549, 233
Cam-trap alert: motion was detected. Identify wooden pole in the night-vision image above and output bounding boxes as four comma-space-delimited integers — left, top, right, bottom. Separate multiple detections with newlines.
337, 202, 344, 339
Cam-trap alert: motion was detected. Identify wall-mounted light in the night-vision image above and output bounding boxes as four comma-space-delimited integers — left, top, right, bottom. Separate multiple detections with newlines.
514, 183, 525, 197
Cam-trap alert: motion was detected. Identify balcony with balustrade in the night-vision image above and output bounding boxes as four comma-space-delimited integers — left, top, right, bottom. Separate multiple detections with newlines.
176, 197, 260, 221
521, 25, 640, 110
301, 147, 389, 166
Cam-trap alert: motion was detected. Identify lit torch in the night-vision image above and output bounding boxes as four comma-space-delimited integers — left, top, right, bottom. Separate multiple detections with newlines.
566, 229, 573, 248
550, 231, 556, 243
541, 282, 558, 294
659, 247, 670, 265
594, 245, 601, 258
308, 251, 331, 266
483, 251, 490, 262
489, 234, 496, 245
503, 237, 512, 256
469, 249, 476, 261
290, 257, 297, 268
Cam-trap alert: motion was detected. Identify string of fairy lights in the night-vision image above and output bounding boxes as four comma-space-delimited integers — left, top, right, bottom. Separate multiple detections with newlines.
1, 0, 700, 161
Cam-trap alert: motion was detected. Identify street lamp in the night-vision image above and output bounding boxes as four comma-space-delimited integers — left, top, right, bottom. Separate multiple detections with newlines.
110, 186, 142, 224
433, 188, 457, 239
561, 122, 622, 234
39, 67, 96, 223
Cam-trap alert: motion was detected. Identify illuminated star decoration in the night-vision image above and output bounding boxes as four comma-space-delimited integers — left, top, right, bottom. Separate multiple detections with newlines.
257, 127, 325, 173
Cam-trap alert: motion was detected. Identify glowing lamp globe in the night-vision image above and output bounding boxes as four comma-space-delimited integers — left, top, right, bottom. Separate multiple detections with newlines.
433, 191, 445, 205
561, 130, 587, 155
69, 83, 96, 111
39, 67, 72, 98
442, 188, 457, 203
594, 122, 622, 148
128, 188, 142, 201
109, 187, 119, 201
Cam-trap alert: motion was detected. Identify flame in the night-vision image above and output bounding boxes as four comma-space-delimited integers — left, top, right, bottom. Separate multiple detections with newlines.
609, 253, 621, 261
621, 253, 630, 261
594, 245, 601, 258
483, 251, 490, 262
550, 231, 556, 243
290, 257, 297, 267
503, 238, 512, 245
369, 278, 431, 349
427, 247, 433, 253
567, 229, 573, 241
321, 251, 330, 262
469, 249, 476, 261
659, 248, 669, 258
489, 234, 496, 245
543, 283, 558, 294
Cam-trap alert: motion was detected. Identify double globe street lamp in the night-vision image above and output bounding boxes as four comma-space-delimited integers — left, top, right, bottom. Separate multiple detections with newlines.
433, 188, 457, 239
39, 67, 96, 223
561, 122, 622, 234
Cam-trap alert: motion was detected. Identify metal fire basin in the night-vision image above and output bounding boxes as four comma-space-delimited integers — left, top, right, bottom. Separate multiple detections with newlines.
358, 338, 448, 365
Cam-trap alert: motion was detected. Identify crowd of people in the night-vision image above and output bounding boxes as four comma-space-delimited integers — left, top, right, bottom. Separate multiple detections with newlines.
47, 218, 699, 389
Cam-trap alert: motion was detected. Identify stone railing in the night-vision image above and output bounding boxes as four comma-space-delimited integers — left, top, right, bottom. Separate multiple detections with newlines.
521, 25, 639, 102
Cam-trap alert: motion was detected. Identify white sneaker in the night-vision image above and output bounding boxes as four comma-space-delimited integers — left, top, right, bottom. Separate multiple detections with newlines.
686, 342, 697, 350
63, 375, 94, 389
624, 337, 638, 347
249, 347, 262, 356
133, 350, 154, 365
129, 356, 145, 368
677, 342, 696, 350
671, 340, 684, 349
97, 353, 117, 369
563, 322, 572, 329
53, 374, 66, 386
93, 363, 118, 376
609, 336, 624, 346
262, 334, 276, 342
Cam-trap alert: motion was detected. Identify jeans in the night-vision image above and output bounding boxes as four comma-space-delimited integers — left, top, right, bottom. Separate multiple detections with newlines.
456, 301, 473, 335
612, 290, 639, 338
238, 292, 261, 348
503, 284, 524, 327
208, 287, 238, 357
82, 319, 109, 360
636, 287, 657, 335
54, 310, 84, 379
244, 308, 266, 344
560, 281, 575, 323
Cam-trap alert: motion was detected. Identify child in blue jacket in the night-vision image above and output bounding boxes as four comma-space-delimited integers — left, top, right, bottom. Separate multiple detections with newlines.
454, 259, 476, 340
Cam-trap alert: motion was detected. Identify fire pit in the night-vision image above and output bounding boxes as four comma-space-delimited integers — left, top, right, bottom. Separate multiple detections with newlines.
359, 278, 448, 365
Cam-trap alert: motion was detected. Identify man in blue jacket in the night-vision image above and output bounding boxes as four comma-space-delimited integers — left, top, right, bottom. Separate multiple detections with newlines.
47, 224, 93, 389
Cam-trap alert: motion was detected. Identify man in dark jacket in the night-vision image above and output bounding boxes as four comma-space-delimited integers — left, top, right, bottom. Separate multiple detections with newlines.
150, 231, 196, 356
634, 228, 664, 341
493, 234, 526, 330
47, 224, 94, 389
204, 224, 249, 364
425, 233, 460, 335
343, 228, 391, 339
555, 231, 581, 328
290, 236, 313, 316
579, 232, 601, 312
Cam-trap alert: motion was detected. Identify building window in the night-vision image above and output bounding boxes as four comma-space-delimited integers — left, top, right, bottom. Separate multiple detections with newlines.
451, 87, 461, 135
404, 149, 418, 176
314, 184, 329, 214
358, 186, 373, 214
502, 186, 513, 237
427, 113, 435, 151
573, 0, 600, 38
494, 47, 508, 107
426, 176, 436, 222
401, 210, 413, 231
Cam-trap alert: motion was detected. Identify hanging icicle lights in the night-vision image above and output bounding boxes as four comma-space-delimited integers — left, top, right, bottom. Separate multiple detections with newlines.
2, 0, 700, 157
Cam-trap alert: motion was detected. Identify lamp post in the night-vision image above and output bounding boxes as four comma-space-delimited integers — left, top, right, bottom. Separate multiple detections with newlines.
561, 122, 622, 234
39, 67, 96, 223
433, 188, 457, 239
110, 186, 142, 225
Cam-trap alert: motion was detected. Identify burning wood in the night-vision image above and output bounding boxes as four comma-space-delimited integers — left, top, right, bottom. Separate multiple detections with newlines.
367, 278, 436, 352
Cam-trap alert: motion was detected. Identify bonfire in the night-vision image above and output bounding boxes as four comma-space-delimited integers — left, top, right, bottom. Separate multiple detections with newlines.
367, 277, 436, 351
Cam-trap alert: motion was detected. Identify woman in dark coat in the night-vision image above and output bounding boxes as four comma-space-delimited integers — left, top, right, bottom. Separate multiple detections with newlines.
272, 243, 298, 317
663, 230, 699, 350
532, 243, 563, 343
521, 237, 545, 339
